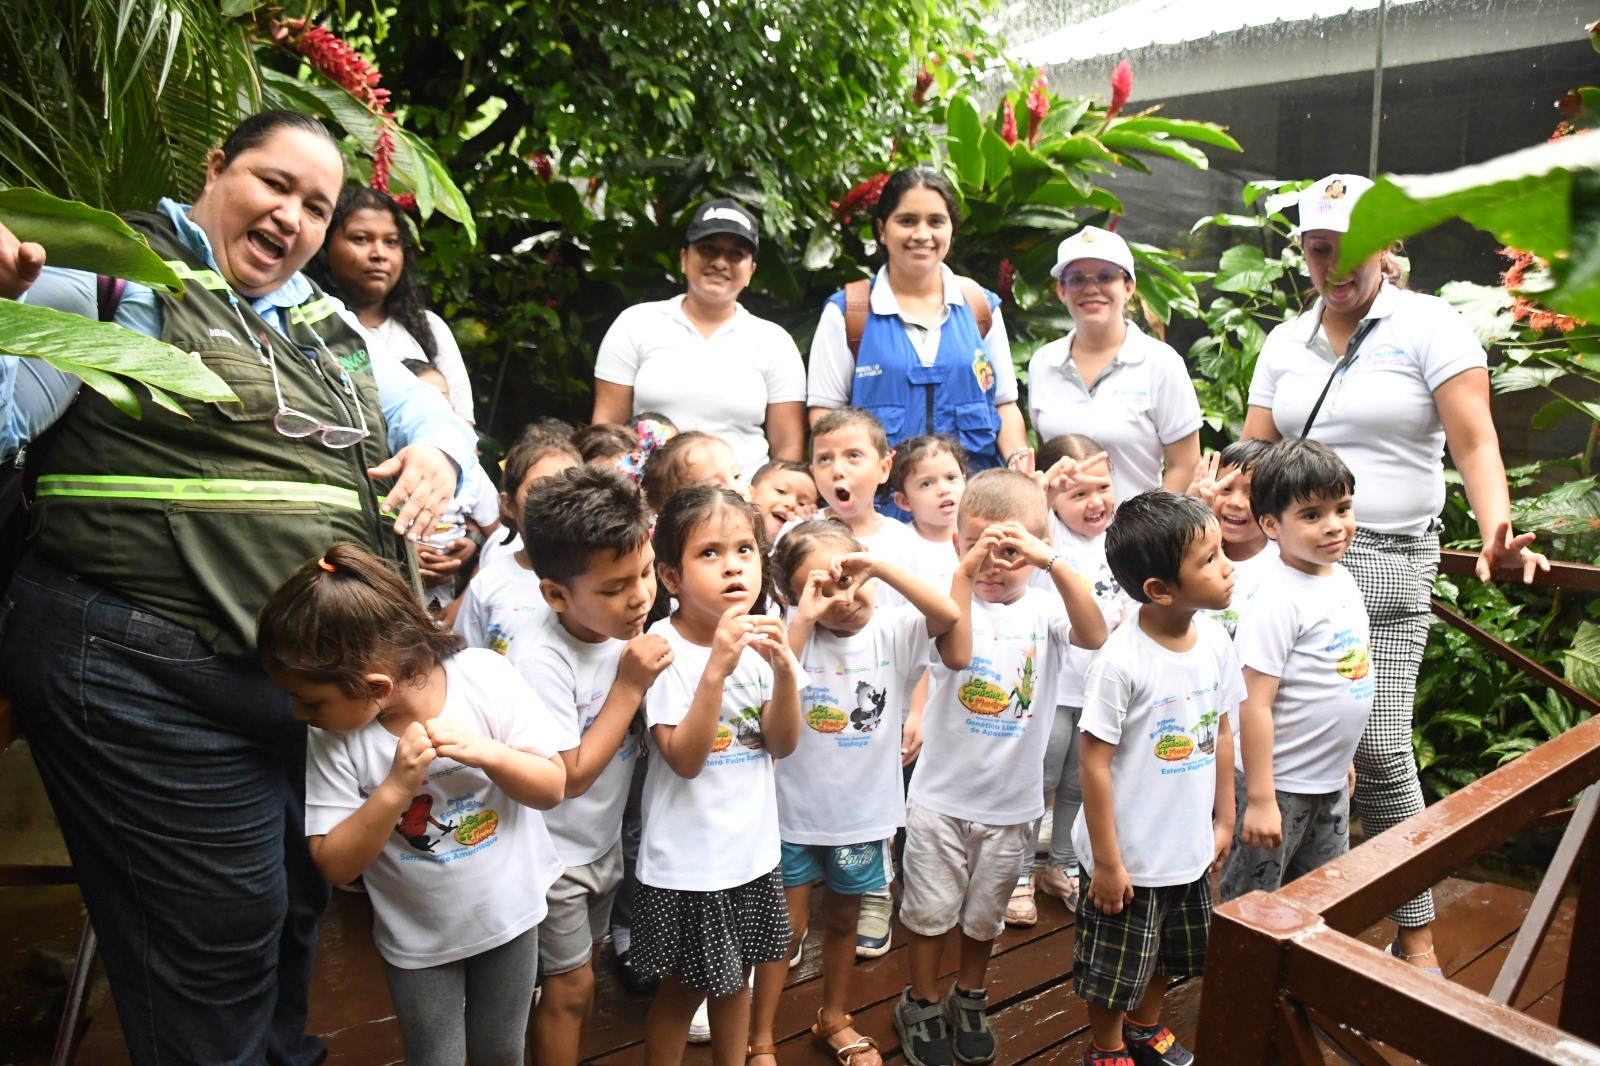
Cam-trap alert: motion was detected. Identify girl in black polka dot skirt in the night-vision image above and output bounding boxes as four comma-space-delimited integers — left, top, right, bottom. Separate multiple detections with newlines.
633, 487, 803, 1064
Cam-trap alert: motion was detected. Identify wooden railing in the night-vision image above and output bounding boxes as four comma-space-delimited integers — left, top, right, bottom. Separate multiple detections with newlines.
1197, 549, 1600, 1065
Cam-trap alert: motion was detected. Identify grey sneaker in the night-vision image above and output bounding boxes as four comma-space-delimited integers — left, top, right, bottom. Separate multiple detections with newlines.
944, 985, 995, 1064
856, 889, 893, 958
893, 986, 955, 1066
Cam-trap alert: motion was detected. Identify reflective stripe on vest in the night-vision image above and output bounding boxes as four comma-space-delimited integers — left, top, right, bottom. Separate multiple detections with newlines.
36, 475, 362, 510
161, 260, 229, 291
288, 296, 342, 327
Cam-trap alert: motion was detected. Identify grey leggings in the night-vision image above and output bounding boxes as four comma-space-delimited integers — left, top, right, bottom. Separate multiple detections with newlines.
1025, 704, 1082, 872
381, 927, 539, 1066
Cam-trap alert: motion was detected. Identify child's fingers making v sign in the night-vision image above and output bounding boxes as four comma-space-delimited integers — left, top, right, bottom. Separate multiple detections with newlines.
1186, 451, 1240, 509
1035, 450, 1110, 496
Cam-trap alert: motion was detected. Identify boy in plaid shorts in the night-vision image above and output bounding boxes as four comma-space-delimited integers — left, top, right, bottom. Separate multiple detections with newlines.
1073, 492, 1242, 1066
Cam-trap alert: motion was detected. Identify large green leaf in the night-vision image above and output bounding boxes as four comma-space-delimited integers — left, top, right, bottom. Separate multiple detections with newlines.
1212, 244, 1283, 294
945, 95, 986, 190
0, 300, 236, 418
1107, 115, 1241, 153
0, 188, 182, 291
1565, 620, 1600, 698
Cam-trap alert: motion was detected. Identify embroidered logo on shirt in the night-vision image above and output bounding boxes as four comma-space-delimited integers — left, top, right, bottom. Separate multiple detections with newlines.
855, 363, 884, 378
208, 327, 240, 343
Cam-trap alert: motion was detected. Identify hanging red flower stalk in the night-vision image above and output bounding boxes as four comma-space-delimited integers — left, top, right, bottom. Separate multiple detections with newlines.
1102, 59, 1133, 129
393, 193, 417, 212
912, 66, 934, 106
831, 172, 891, 225
292, 24, 399, 195
1026, 70, 1049, 146
997, 259, 1015, 303
1502, 247, 1581, 333
1000, 99, 1018, 146
532, 153, 554, 183
1106, 214, 1122, 233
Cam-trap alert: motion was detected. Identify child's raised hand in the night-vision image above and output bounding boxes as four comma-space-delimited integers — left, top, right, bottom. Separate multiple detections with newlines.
1186, 451, 1239, 508
618, 633, 674, 690
795, 569, 832, 625
425, 717, 499, 769
388, 721, 437, 793
995, 520, 1055, 571
747, 614, 795, 671
1240, 799, 1283, 851
830, 551, 878, 589
956, 524, 1008, 577
1040, 451, 1110, 495
1086, 860, 1134, 915
708, 602, 759, 677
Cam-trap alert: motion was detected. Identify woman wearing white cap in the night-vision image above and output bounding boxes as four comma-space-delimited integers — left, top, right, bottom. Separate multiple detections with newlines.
593, 198, 807, 478
1243, 173, 1546, 973
1025, 227, 1203, 503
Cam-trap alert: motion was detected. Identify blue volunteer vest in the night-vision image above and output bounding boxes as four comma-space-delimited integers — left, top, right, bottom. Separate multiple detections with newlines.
830, 279, 1003, 470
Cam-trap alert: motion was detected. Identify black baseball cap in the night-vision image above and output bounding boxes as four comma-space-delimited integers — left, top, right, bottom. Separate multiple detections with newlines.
685, 198, 759, 254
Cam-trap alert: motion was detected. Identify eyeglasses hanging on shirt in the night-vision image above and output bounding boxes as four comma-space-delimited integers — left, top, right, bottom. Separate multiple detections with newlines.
1299, 317, 1380, 439
227, 293, 371, 449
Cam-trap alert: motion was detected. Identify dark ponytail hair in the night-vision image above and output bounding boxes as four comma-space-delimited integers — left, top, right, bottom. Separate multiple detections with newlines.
651, 485, 773, 620
310, 185, 438, 362
872, 166, 961, 243
258, 542, 462, 697
220, 110, 342, 172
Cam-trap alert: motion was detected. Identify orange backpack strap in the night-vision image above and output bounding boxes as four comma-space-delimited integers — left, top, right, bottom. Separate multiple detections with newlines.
843, 278, 871, 361
955, 275, 993, 340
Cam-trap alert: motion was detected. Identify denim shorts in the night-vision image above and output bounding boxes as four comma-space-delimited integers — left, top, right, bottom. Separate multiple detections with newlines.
780, 839, 893, 894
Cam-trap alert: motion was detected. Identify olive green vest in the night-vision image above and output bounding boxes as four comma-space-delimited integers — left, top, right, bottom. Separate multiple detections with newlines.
31, 211, 414, 656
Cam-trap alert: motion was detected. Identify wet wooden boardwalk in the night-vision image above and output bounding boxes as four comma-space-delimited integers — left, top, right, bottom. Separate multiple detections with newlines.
68, 873, 1573, 1065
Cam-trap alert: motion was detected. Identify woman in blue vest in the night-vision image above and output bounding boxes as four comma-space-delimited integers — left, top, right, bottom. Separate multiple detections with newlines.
807, 168, 1032, 488
0, 111, 472, 1066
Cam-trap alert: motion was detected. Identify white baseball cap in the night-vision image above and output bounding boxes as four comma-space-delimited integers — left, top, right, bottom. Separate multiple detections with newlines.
1294, 174, 1375, 235
1050, 226, 1136, 282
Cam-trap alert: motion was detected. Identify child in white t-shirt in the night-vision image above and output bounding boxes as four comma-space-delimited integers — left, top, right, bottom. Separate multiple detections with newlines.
1189, 438, 1280, 635
1220, 440, 1374, 904
506, 466, 675, 1066
258, 543, 567, 1066
632, 486, 803, 1063
895, 470, 1108, 1066
750, 458, 821, 545
454, 436, 580, 655
889, 434, 968, 593
1073, 491, 1241, 1066
1009, 433, 1136, 926
746, 518, 961, 1066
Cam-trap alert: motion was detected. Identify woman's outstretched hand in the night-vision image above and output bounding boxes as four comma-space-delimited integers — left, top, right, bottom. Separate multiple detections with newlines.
1476, 520, 1550, 584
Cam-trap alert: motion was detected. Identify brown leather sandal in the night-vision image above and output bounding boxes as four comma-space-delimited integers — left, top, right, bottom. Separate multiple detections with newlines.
746, 1044, 779, 1063
810, 1009, 882, 1066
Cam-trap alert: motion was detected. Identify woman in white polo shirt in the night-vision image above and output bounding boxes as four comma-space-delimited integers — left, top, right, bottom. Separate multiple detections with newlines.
1243, 173, 1546, 974
592, 199, 807, 478
1026, 227, 1202, 503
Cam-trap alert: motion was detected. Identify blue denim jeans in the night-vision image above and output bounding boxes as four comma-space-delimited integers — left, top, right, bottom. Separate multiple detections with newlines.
0, 554, 329, 1066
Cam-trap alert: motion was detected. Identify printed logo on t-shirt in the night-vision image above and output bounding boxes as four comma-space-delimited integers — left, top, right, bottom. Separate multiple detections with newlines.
1146, 687, 1220, 775
956, 644, 1037, 732
486, 622, 511, 655
391, 788, 501, 864
1326, 628, 1375, 700
802, 680, 887, 746
1361, 346, 1407, 369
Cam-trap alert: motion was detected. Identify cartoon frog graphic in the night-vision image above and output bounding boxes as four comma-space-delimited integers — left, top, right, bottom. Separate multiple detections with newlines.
396, 794, 457, 853
850, 682, 887, 733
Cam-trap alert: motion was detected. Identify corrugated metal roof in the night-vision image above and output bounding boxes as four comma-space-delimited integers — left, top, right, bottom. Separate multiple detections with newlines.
1014, 0, 1429, 64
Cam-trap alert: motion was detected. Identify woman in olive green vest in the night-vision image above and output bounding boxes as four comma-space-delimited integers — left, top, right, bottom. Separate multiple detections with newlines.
0, 111, 474, 1066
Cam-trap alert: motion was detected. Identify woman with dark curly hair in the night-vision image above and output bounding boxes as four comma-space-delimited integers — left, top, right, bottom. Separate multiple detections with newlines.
314, 186, 476, 423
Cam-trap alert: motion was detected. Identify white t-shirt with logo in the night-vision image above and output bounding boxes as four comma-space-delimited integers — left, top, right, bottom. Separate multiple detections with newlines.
1031, 513, 1132, 706
1027, 327, 1203, 503
1202, 539, 1281, 638
1234, 562, 1374, 794
909, 589, 1071, 825
508, 608, 644, 866
780, 606, 929, 846
594, 296, 807, 478
304, 650, 565, 969
1249, 284, 1487, 535
1072, 612, 1244, 887
453, 553, 546, 656
639, 617, 788, 891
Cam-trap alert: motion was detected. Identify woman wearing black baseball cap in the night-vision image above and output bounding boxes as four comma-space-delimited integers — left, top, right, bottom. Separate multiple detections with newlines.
592, 198, 807, 480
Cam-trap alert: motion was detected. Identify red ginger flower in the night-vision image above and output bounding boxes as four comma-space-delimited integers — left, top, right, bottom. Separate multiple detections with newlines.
1502, 247, 1582, 333
293, 25, 398, 193
831, 172, 891, 225
997, 259, 1015, 303
1026, 70, 1049, 146
1108, 59, 1133, 121
392, 193, 417, 212
1000, 99, 1018, 146
913, 66, 934, 106
532, 153, 553, 183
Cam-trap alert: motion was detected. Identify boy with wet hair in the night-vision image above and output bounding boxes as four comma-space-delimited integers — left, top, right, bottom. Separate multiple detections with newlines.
1075, 491, 1241, 1066
511, 465, 675, 1066
1219, 440, 1372, 906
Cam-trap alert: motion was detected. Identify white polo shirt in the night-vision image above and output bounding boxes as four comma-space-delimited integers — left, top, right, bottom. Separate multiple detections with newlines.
594, 295, 806, 477
1027, 326, 1202, 503
1248, 283, 1487, 535
807, 264, 1018, 409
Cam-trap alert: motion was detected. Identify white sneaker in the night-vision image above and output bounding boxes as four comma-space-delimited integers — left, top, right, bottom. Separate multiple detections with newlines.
688, 997, 711, 1043
856, 889, 893, 958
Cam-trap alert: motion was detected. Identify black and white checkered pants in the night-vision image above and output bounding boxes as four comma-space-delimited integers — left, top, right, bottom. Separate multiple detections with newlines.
1342, 526, 1438, 928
